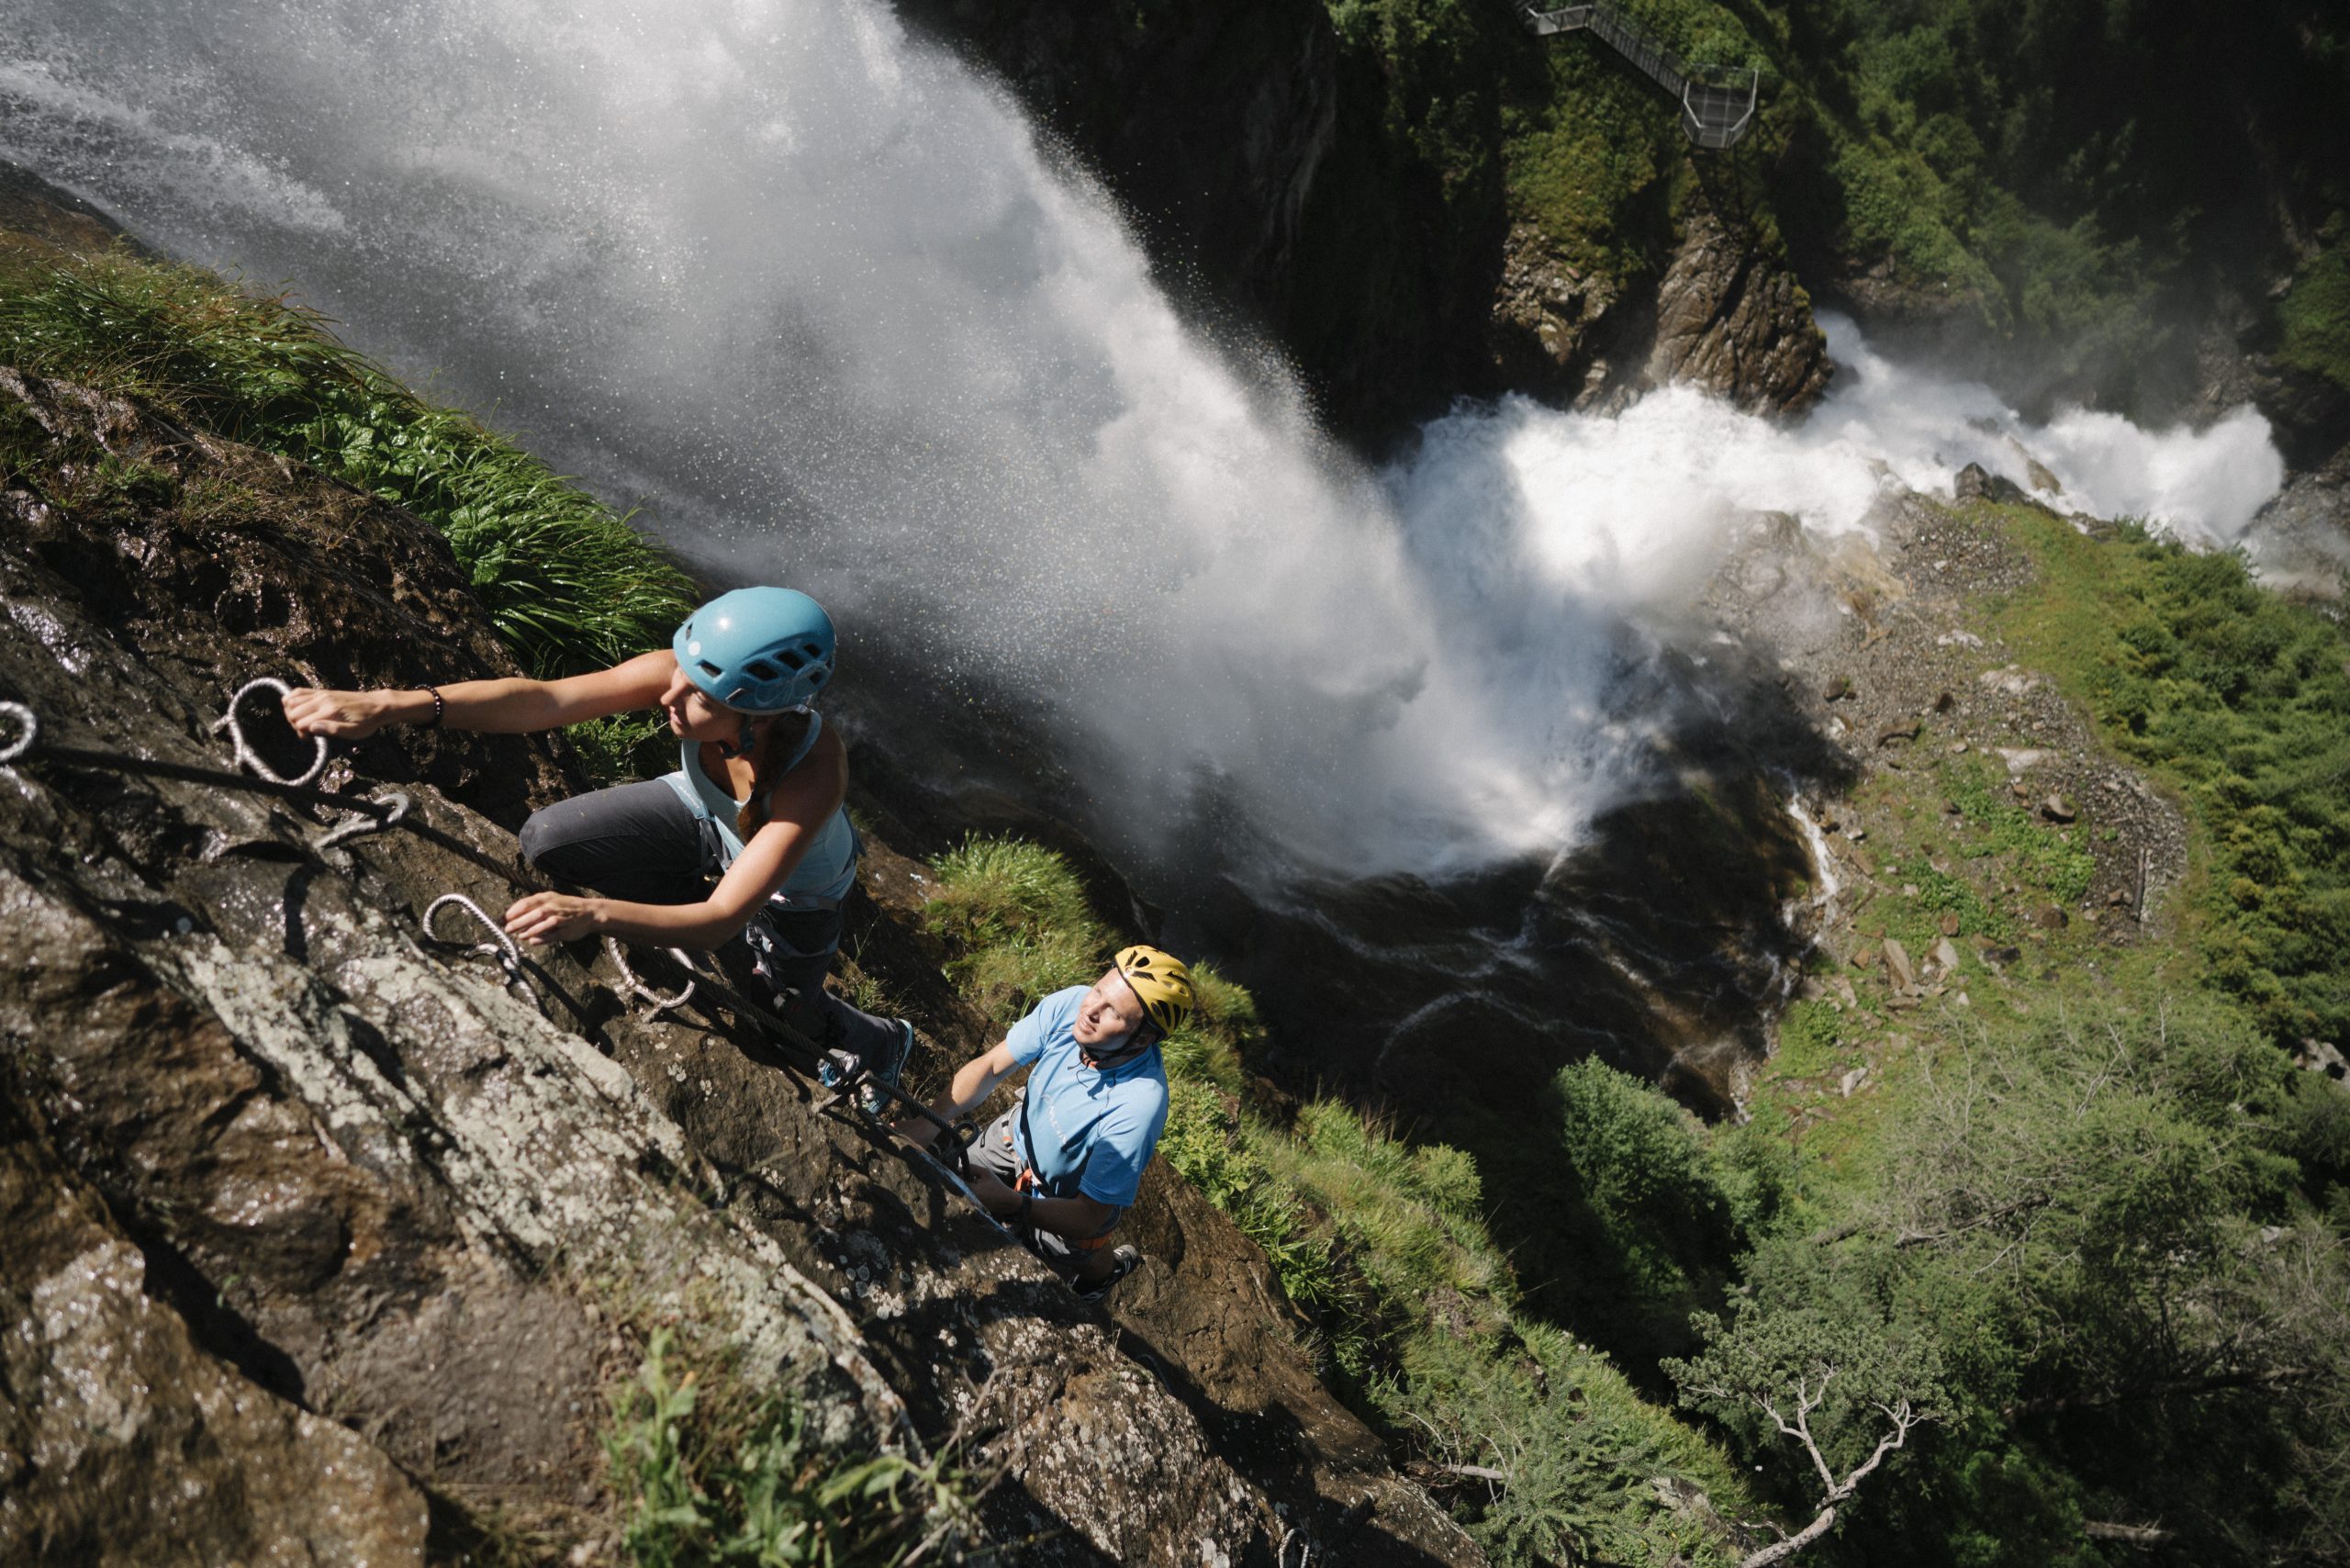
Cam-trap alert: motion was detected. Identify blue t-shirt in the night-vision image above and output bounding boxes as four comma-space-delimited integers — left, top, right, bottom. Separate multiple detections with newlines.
1006, 986, 1169, 1210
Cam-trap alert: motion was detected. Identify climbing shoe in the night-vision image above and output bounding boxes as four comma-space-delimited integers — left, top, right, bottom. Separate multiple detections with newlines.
856, 1019, 915, 1119
1075, 1246, 1141, 1302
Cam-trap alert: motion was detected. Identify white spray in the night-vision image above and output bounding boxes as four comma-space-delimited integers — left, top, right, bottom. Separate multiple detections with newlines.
0, 0, 2288, 880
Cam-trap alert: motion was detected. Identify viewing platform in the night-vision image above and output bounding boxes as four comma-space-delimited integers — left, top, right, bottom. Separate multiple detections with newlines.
1520, 3, 1760, 149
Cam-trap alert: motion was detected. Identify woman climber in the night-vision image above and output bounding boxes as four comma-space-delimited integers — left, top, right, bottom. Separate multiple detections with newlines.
283, 586, 913, 1111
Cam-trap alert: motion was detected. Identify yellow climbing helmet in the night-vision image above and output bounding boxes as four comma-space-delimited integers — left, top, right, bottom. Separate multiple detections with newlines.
1113, 945, 1195, 1036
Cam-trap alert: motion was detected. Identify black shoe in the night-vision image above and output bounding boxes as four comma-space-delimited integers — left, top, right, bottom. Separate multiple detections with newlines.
1075, 1246, 1141, 1302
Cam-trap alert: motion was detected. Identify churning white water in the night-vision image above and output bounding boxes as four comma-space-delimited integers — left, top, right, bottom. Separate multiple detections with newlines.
0, 0, 2289, 879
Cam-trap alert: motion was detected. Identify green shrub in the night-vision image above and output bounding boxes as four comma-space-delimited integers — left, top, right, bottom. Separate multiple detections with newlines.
2278, 215, 2350, 391
1554, 1058, 1739, 1314
920, 837, 1108, 1026
1387, 1323, 1743, 1568
1998, 512, 2350, 1044
604, 1328, 957, 1567
0, 250, 695, 688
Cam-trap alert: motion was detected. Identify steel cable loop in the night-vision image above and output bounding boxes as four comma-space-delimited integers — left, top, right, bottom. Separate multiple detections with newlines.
600, 936, 697, 1014
0, 701, 36, 765
422, 892, 526, 988
213, 677, 329, 788
317, 790, 412, 851
6, 695, 983, 1160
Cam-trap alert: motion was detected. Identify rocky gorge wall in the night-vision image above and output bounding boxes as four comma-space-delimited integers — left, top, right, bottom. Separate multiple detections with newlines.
0, 193, 1481, 1564
900, 0, 1830, 442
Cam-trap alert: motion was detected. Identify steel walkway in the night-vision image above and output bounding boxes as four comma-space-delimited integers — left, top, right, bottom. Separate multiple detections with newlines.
1519, 3, 1759, 150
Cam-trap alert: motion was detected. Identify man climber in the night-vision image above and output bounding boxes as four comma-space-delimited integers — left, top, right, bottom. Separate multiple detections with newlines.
901, 946, 1194, 1298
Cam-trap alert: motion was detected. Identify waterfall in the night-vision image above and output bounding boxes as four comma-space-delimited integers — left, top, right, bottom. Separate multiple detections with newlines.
0, 0, 2286, 884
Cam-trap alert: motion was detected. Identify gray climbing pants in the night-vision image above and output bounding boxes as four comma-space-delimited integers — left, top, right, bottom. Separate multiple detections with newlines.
518, 778, 902, 1070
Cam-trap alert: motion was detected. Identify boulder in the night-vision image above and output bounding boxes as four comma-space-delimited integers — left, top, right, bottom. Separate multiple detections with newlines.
0, 1095, 429, 1567
1882, 938, 1918, 991
1953, 463, 2031, 504
1645, 211, 1833, 415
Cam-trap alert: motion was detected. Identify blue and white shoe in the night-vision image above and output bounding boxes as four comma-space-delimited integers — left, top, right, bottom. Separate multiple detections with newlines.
856, 1019, 915, 1119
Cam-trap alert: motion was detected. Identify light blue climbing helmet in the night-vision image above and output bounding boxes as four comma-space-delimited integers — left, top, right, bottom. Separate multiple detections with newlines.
672, 588, 837, 713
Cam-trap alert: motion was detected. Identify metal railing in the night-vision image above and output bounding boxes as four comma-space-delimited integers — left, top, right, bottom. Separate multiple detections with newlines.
1518, 2, 1759, 150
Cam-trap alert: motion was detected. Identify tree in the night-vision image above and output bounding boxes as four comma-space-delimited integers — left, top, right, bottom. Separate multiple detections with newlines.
1667, 1297, 1944, 1568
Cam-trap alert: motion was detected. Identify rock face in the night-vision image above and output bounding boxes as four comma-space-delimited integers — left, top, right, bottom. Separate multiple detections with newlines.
1645, 212, 1832, 414
1487, 221, 1634, 410
903, 11, 1829, 436
1, 1093, 431, 1564
1490, 209, 1830, 417
0, 360, 1480, 1562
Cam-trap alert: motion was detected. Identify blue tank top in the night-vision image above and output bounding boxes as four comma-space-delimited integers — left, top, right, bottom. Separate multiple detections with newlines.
659, 711, 858, 907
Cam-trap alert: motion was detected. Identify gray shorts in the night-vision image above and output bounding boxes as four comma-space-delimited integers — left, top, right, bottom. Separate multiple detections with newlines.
518, 778, 901, 1070
968, 1103, 1118, 1271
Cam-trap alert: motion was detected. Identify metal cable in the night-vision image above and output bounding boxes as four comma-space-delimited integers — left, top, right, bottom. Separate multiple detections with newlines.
213, 677, 329, 788
0, 701, 36, 764
316, 790, 413, 850
422, 892, 527, 989
601, 935, 697, 1014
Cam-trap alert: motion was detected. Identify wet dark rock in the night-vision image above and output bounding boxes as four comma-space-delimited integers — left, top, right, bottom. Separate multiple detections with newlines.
894, 0, 1337, 346
1490, 210, 1831, 418
1488, 223, 1635, 410
0, 159, 144, 257
1644, 212, 1831, 414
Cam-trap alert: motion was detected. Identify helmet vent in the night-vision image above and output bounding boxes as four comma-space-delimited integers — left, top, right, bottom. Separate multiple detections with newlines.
744, 659, 780, 680
699, 660, 724, 678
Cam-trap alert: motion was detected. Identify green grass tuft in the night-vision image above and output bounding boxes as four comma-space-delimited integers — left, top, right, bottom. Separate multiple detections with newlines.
920, 836, 1110, 1026
604, 1328, 962, 1567
0, 249, 696, 689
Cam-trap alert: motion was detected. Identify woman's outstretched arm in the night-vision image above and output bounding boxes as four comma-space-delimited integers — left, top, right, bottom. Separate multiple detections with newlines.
285, 649, 677, 739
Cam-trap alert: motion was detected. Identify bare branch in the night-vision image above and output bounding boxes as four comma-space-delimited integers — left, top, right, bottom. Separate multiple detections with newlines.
1740, 1505, 1839, 1568
2084, 1520, 2177, 1548
1829, 1400, 1922, 1502
1436, 1462, 1509, 1483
